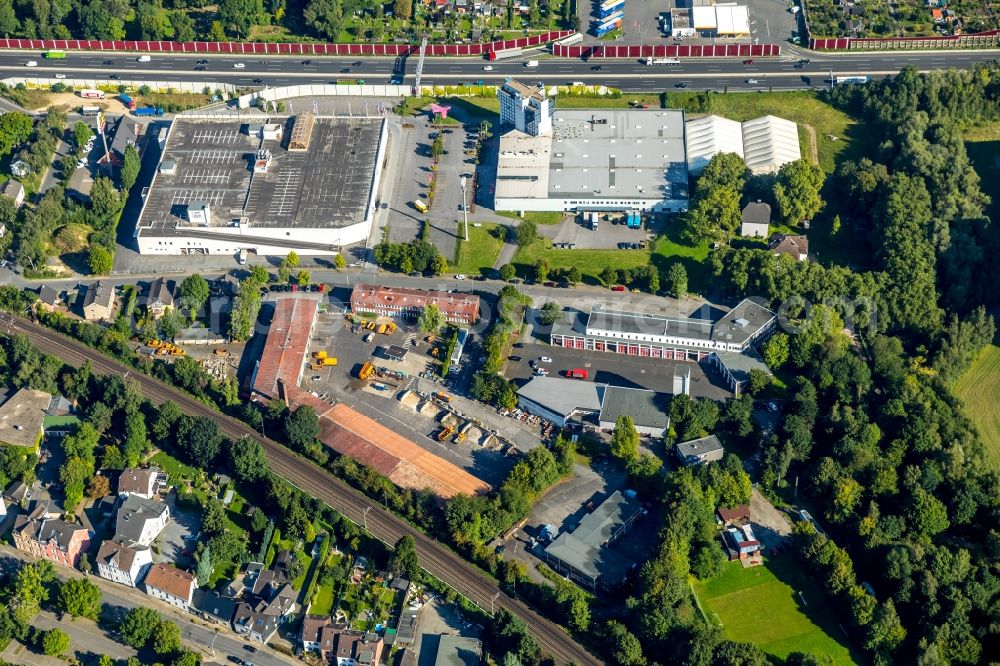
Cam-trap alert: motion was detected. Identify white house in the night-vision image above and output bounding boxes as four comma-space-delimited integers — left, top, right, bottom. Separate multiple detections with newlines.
117, 467, 167, 499
144, 563, 196, 609
95, 539, 153, 587
115, 495, 170, 547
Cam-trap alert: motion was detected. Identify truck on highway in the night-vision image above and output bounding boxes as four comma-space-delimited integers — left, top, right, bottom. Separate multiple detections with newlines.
44, 50, 66, 59
118, 94, 136, 110
487, 47, 523, 61
644, 57, 681, 65
133, 106, 164, 117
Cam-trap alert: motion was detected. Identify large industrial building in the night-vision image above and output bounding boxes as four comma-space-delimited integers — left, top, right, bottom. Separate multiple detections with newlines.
494, 80, 689, 213
134, 114, 388, 256
350, 284, 480, 325
549, 299, 776, 395
686, 114, 801, 175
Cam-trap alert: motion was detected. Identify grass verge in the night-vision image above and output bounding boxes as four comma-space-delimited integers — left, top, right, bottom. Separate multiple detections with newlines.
512, 236, 650, 284
452, 222, 504, 276
694, 552, 859, 665
496, 211, 566, 225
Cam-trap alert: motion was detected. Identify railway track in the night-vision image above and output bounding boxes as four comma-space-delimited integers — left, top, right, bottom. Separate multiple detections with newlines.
4, 315, 601, 666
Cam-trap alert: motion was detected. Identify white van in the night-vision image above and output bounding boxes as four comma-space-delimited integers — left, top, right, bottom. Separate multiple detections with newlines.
233, 63, 245, 69
25, 60, 37, 67
137, 55, 151, 63
525, 60, 539, 67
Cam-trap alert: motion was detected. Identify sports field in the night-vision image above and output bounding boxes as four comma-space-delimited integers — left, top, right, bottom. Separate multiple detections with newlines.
955, 343, 1000, 469
694, 553, 858, 664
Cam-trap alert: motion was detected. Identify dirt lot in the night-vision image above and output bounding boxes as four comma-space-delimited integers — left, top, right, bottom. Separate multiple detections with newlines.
748, 488, 793, 549
22, 91, 132, 114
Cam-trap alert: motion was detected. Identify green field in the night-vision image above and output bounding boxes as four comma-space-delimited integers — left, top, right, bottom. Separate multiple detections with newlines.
512, 236, 651, 284
666, 90, 873, 175
452, 222, 504, 276
695, 553, 858, 664
955, 343, 1000, 469
496, 211, 566, 225
651, 224, 712, 296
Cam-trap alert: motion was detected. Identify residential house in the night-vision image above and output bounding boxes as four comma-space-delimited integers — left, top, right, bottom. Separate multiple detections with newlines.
740, 201, 771, 238
717, 505, 751, 526
301, 615, 338, 657
115, 495, 171, 546
722, 523, 762, 561
192, 588, 240, 626
145, 278, 174, 319
233, 603, 281, 643
82, 282, 116, 321
144, 563, 197, 609
12, 504, 91, 567
332, 629, 384, 666
1, 179, 25, 208
233, 560, 299, 643
3, 480, 32, 506
101, 114, 144, 168
0, 388, 53, 450
117, 466, 167, 499
95, 538, 153, 587
768, 233, 809, 261
675, 434, 725, 466
36, 285, 61, 313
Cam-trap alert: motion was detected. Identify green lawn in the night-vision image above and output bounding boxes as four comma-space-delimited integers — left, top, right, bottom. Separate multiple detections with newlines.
512, 236, 651, 284
312, 580, 336, 616
666, 90, 873, 175
695, 553, 859, 664
452, 223, 504, 276
650, 223, 712, 296
496, 211, 566, 225
955, 343, 1000, 469
150, 451, 201, 485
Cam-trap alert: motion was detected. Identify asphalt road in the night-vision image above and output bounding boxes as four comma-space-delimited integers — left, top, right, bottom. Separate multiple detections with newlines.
1, 314, 602, 666
0, 48, 997, 92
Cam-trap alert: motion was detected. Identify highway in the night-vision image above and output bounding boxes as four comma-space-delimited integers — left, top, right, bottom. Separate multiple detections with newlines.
0, 47, 996, 91
1, 313, 602, 666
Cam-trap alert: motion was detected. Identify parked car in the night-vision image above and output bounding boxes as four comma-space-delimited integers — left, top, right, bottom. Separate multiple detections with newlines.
539, 356, 552, 363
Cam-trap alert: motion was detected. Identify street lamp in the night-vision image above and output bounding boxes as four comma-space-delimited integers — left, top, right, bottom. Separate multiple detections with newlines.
460, 176, 469, 241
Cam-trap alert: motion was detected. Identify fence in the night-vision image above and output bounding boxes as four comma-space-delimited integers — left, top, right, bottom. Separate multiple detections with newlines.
810, 30, 1000, 50
4, 76, 236, 95
0, 32, 572, 57
237, 84, 412, 109
553, 42, 781, 58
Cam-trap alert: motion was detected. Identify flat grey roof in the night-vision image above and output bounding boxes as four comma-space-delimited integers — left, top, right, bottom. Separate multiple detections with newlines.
433, 635, 483, 666
587, 306, 714, 341
139, 116, 382, 233
544, 490, 643, 581
516, 376, 604, 417
714, 349, 771, 381
711, 298, 776, 345
548, 109, 688, 200
599, 386, 669, 430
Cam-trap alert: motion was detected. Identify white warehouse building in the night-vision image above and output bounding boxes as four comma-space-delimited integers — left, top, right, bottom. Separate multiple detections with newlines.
494, 81, 689, 213
686, 114, 801, 175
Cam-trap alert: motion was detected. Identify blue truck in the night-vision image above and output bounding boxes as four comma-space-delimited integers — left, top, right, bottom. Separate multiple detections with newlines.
133, 106, 165, 117
626, 212, 642, 229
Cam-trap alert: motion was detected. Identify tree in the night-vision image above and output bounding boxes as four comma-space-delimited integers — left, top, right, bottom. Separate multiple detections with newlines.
566, 266, 582, 284
910, 488, 950, 537
431, 134, 444, 158
285, 405, 319, 452
178, 416, 221, 467
394, 0, 413, 21
72, 121, 92, 157
217, 0, 262, 37
98, 656, 115, 666
196, 546, 213, 586
86, 473, 110, 499
304, 0, 345, 40
88, 245, 114, 275
773, 160, 825, 225
178, 274, 210, 318
666, 263, 687, 298
430, 254, 447, 276
610, 415, 640, 464
41, 628, 70, 656
248, 265, 269, 285
499, 263, 516, 282
57, 578, 102, 620
334, 253, 347, 270
683, 152, 747, 243
201, 498, 228, 536
390, 535, 420, 579
283, 251, 299, 270
229, 436, 267, 483
514, 220, 537, 247
171, 650, 202, 666
152, 619, 181, 655
747, 368, 770, 395
0, 111, 32, 158
229, 280, 262, 342
11, 560, 55, 625
534, 258, 550, 282
762, 332, 790, 368
170, 10, 195, 42
537, 301, 561, 326
607, 620, 645, 666
418, 303, 443, 332
296, 269, 311, 287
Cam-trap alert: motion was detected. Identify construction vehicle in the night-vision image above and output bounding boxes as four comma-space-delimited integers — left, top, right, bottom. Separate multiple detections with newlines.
434, 391, 452, 403
358, 362, 376, 380
322, 357, 338, 367
377, 324, 388, 334
147, 339, 162, 348
387, 322, 397, 333
170, 348, 185, 356
309, 363, 325, 370
313, 350, 328, 360
453, 429, 467, 444
437, 426, 454, 441
213, 348, 228, 356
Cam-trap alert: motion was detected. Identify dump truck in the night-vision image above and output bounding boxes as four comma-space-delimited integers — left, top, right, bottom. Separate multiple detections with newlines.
358, 362, 376, 380
313, 350, 328, 360
437, 426, 455, 441
434, 391, 452, 403
453, 429, 467, 444
377, 324, 388, 334
367, 321, 377, 330
386, 322, 397, 333
322, 357, 338, 367
147, 339, 162, 348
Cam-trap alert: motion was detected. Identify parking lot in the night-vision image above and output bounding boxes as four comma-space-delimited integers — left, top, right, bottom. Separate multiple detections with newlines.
539, 212, 652, 250
504, 339, 732, 400
155, 491, 202, 567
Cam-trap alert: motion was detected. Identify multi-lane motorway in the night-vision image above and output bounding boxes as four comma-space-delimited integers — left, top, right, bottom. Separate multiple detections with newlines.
0, 47, 996, 91
2, 313, 602, 666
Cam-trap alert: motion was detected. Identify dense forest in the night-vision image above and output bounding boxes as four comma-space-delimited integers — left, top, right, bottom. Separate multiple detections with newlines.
0, 0, 566, 43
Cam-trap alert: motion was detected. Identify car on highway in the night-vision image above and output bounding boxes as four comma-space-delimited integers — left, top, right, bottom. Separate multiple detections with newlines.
454, 274, 467, 280
137, 55, 150, 62
109, 73, 120, 79
243, 645, 257, 653
252, 78, 264, 84
508, 355, 521, 362
483, 65, 493, 71
54, 73, 66, 79
102, 59, 114, 65
197, 59, 208, 64
746, 78, 759, 84
353, 61, 362, 66
233, 63, 245, 69
674, 82, 688, 88
590, 65, 602, 70
194, 66, 205, 71
302, 59, 312, 65
25, 60, 37, 67
743, 59, 753, 64
340, 68, 351, 73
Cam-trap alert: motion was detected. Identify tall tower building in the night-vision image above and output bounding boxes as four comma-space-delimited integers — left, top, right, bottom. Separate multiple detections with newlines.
497, 79, 554, 137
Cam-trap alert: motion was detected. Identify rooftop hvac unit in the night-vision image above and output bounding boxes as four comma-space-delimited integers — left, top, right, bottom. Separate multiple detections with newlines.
187, 201, 211, 226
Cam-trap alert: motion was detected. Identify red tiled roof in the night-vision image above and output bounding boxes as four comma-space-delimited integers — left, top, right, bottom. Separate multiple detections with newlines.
144, 563, 195, 601
718, 505, 750, 522
252, 297, 321, 400
350, 284, 480, 324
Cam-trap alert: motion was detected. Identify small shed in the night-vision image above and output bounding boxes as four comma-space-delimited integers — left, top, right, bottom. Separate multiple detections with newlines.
740, 201, 771, 238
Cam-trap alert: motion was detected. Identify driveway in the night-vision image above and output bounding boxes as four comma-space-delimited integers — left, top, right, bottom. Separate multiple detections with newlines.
749, 487, 792, 549
155, 489, 202, 566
